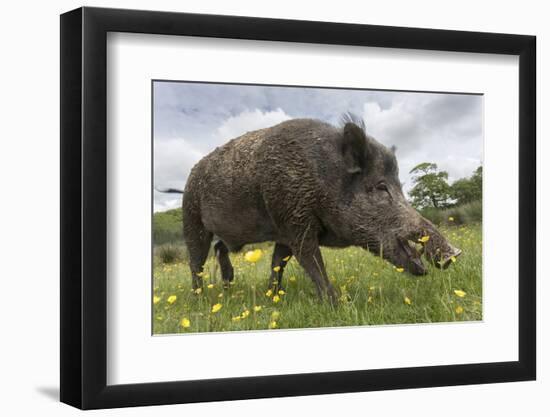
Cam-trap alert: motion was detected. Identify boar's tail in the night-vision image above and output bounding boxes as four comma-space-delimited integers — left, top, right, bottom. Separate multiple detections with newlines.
154, 187, 184, 194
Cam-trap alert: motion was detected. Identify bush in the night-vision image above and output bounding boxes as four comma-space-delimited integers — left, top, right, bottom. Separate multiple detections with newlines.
156, 243, 186, 264
421, 200, 482, 225
153, 208, 183, 245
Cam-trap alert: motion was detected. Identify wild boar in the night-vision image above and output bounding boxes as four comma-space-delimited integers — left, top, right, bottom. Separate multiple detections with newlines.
170, 115, 461, 303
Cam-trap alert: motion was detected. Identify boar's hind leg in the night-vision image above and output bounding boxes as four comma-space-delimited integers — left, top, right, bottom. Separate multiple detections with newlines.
214, 240, 234, 288
268, 243, 292, 291
184, 220, 213, 291
293, 244, 338, 304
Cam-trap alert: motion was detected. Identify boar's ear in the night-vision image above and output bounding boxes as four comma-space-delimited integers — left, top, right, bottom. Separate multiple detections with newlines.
341, 122, 367, 174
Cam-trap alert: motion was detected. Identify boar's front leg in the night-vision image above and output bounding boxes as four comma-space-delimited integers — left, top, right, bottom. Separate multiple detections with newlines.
293, 242, 338, 304
268, 243, 292, 292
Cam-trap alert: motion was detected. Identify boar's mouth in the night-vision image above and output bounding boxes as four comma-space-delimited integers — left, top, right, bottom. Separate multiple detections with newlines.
396, 237, 428, 276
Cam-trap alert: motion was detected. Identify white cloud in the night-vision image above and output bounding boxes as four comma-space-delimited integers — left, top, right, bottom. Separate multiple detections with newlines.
215, 108, 291, 142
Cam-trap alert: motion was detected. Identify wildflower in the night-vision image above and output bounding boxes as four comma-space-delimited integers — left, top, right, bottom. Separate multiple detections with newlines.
265, 289, 273, 297
194, 288, 202, 295
454, 289, 466, 298
241, 309, 250, 318
180, 318, 191, 328
253, 305, 262, 312
367, 296, 373, 303
418, 235, 430, 243
289, 276, 296, 282
449, 216, 454, 222
271, 311, 280, 320
269, 321, 278, 329
211, 303, 223, 313
282, 255, 291, 262
196, 271, 205, 277
455, 306, 464, 314
395, 267, 404, 273
218, 293, 224, 298
272, 295, 281, 303
231, 316, 241, 322
167, 295, 177, 304
273, 266, 281, 272
278, 290, 285, 295
404, 296, 412, 305
244, 249, 263, 263
450, 256, 457, 263
153, 295, 161, 305
207, 283, 214, 289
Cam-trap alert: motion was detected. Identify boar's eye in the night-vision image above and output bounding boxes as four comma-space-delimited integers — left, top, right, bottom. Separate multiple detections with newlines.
376, 182, 388, 192
376, 182, 393, 199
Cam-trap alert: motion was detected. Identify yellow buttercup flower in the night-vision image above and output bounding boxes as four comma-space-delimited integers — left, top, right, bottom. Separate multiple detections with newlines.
211, 303, 223, 313
180, 317, 191, 328
418, 235, 430, 243
207, 283, 214, 289
289, 276, 296, 282
153, 295, 161, 305
244, 249, 263, 263
271, 311, 280, 320
273, 266, 281, 272
395, 267, 404, 273
217, 292, 223, 298
167, 295, 177, 304
241, 309, 250, 319
449, 216, 455, 222
272, 295, 281, 303
454, 289, 466, 298
282, 255, 291, 262
231, 316, 241, 322
265, 289, 273, 297
278, 290, 285, 295
268, 321, 278, 329
455, 306, 464, 314
253, 305, 262, 312
450, 256, 457, 263
404, 296, 412, 305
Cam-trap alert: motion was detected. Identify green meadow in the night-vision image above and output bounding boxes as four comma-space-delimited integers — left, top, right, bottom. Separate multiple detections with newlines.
152, 223, 482, 334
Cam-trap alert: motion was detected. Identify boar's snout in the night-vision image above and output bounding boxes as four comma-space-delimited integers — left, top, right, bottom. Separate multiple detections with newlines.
422, 229, 462, 270
388, 220, 462, 276
431, 245, 462, 270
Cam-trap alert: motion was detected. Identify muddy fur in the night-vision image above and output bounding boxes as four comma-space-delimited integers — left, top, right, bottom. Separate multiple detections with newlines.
181, 117, 460, 302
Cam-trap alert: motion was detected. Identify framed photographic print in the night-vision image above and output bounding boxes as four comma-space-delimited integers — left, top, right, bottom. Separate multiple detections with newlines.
60, 6, 536, 409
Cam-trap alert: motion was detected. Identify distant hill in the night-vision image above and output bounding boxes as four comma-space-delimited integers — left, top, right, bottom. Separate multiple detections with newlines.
153, 208, 183, 245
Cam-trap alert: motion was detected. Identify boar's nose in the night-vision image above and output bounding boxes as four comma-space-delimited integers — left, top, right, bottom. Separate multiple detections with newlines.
439, 246, 462, 270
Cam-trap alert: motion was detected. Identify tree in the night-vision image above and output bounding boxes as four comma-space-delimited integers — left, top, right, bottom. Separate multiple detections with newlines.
409, 162, 452, 209
451, 166, 482, 205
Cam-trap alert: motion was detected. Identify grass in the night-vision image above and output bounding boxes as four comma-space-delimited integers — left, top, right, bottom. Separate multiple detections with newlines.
421, 200, 482, 226
152, 223, 482, 334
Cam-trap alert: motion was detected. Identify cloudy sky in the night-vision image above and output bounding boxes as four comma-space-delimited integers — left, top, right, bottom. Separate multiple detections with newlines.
153, 81, 483, 212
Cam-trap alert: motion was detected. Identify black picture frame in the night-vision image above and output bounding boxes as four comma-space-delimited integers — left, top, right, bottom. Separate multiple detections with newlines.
60, 6, 536, 410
